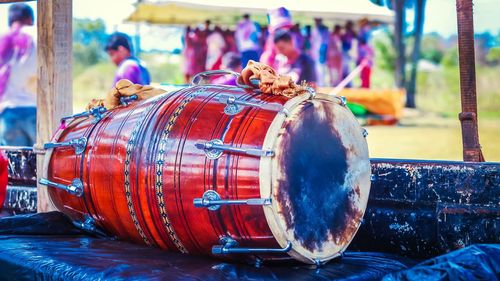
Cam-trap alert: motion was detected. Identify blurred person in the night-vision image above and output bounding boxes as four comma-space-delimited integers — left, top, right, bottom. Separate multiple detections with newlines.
193, 27, 208, 75
259, 25, 268, 52
326, 25, 343, 86
185, 20, 211, 79
235, 13, 261, 68
105, 32, 151, 86
290, 23, 304, 51
310, 18, 329, 86
212, 52, 242, 86
260, 7, 293, 69
203, 20, 212, 34
341, 20, 357, 87
273, 30, 316, 85
0, 3, 36, 146
357, 37, 374, 88
358, 18, 372, 43
223, 29, 238, 54
182, 26, 197, 83
303, 25, 312, 54
206, 26, 226, 70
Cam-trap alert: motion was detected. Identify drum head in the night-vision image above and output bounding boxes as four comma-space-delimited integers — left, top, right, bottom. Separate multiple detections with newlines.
260, 93, 371, 264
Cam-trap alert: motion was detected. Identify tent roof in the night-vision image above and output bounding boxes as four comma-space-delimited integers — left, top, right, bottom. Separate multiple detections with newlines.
126, 0, 394, 26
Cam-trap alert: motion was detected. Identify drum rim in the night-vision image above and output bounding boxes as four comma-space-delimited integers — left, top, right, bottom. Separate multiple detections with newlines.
42, 114, 103, 214
259, 92, 371, 264
42, 122, 67, 211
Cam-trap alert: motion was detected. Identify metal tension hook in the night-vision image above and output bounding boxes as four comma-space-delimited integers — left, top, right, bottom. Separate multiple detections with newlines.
61, 106, 107, 124
120, 94, 138, 106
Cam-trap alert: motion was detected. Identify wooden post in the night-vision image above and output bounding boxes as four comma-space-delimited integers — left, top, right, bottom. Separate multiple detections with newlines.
456, 0, 484, 162
37, 0, 73, 212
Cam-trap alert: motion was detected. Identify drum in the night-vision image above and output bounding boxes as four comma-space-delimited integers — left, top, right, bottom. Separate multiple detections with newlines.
0, 147, 37, 215
42, 83, 370, 265
0, 152, 7, 211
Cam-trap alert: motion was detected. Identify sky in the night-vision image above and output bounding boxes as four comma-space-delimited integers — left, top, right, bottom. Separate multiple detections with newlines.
0, 0, 499, 43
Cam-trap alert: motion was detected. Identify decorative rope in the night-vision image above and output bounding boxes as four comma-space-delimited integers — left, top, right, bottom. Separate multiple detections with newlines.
238, 60, 312, 98
86, 79, 166, 110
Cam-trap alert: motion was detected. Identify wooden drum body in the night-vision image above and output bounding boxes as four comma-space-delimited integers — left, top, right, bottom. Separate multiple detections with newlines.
44, 85, 370, 265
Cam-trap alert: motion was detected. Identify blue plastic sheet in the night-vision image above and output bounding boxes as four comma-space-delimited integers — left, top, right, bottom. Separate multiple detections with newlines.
0, 212, 415, 281
383, 244, 500, 281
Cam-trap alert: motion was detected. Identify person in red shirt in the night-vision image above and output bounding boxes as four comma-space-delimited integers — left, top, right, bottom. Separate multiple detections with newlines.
273, 30, 317, 85
357, 37, 374, 88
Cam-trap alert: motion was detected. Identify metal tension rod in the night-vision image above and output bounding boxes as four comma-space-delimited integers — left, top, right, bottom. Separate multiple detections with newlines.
218, 94, 284, 115
44, 137, 87, 155
39, 178, 84, 197
61, 106, 107, 124
212, 236, 292, 255
193, 190, 271, 211
195, 139, 274, 159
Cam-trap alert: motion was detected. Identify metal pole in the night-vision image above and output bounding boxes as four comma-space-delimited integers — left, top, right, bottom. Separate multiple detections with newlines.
456, 0, 484, 162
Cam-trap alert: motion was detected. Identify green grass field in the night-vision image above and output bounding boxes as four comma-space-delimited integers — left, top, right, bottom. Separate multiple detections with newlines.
367, 112, 500, 161
73, 55, 499, 162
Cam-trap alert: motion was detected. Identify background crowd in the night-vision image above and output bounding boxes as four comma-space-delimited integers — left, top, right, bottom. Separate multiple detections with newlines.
1, 2, 499, 161
181, 7, 375, 88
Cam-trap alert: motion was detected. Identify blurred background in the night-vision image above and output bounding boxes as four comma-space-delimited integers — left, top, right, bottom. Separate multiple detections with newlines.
0, 0, 498, 161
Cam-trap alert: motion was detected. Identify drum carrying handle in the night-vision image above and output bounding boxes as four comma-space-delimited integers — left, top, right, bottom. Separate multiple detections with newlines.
212, 236, 292, 255
194, 190, 271, 211
190, 70, 253, 89
43, 137, 87, 155
61, 106, 107, 124
39, 178, 84, 197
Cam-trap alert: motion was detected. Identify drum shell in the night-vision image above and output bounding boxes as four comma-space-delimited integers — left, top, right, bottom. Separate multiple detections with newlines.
47, 86, 287, 257
47, 85, 371, 264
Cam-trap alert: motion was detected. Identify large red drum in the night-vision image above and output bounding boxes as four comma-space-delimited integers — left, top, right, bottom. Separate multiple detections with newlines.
43, 84, 370, 265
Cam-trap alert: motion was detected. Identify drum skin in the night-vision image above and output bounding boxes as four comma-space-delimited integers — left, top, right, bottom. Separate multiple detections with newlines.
46, 85, 370, 264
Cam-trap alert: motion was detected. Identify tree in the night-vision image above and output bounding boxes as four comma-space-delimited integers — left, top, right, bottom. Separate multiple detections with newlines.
370, 0, 427, 108
393, 0, 407, 90
73, 18, 108, 68
406, 0, 426, 108
486, 47, 500, 65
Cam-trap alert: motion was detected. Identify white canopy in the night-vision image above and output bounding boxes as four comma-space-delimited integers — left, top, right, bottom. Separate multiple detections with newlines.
126, 0, 394, 25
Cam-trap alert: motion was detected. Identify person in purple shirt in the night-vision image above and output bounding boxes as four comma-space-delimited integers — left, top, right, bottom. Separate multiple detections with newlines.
105, 32, 151, 86
0, 3, 37, 146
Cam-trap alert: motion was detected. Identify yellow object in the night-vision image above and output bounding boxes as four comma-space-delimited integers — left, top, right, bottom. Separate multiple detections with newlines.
318, 87, 406, 119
